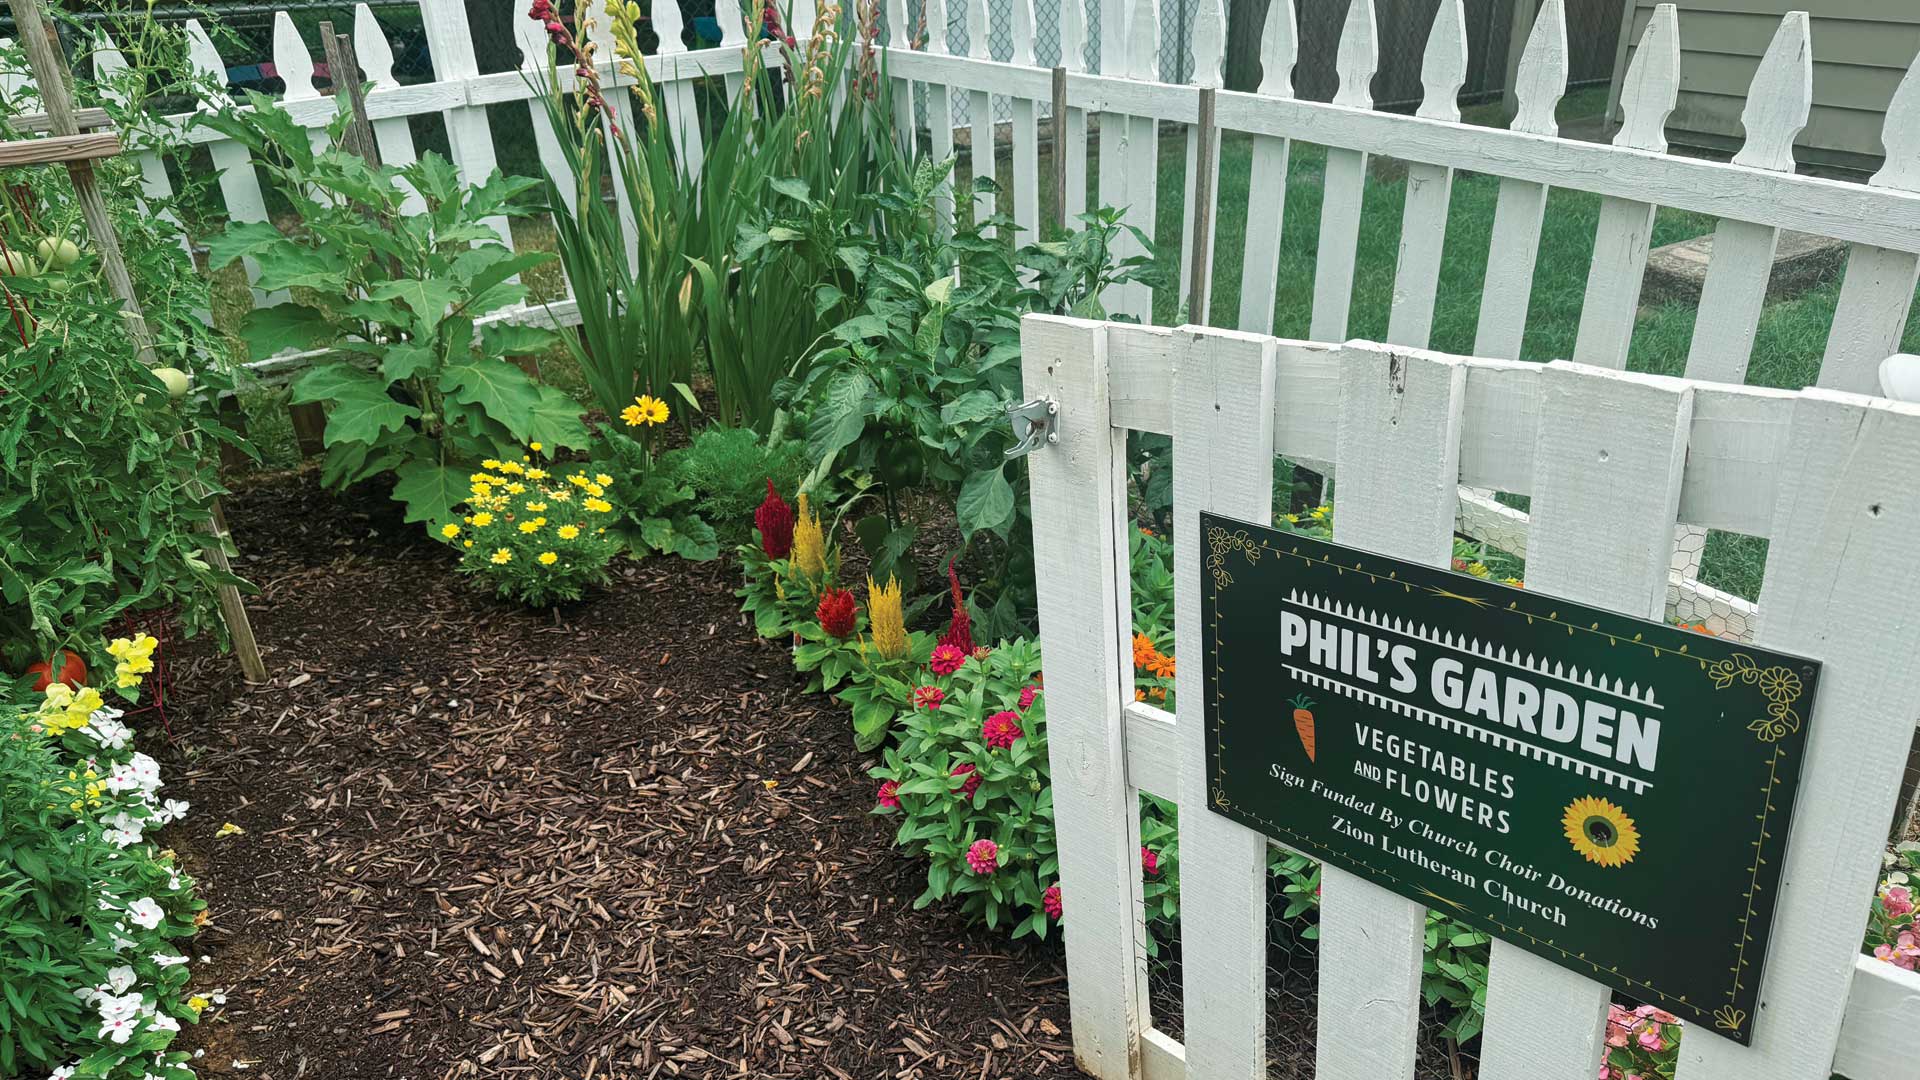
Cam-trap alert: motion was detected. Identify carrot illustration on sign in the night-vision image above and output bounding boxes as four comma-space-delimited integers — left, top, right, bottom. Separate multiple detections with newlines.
1290, 694, 1317, 761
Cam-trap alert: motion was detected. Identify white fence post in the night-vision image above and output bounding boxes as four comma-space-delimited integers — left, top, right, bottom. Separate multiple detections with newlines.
1316, 341, 1476, 1080
1476, 362, 1694, 1080
353, 3, 426, 217
1681, 392, 1920, 1079
1233, 0, 1294, 335
1307, 0, 1376, 343
1470, 0, 1564, 361
416, 0, 514, 249
1383, 0, 1465, 349
1022, 315, 1148, 1080
1170, 325, 1276, 1079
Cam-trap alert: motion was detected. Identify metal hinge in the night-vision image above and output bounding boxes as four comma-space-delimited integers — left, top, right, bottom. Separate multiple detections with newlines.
1004, 398, 1058, 459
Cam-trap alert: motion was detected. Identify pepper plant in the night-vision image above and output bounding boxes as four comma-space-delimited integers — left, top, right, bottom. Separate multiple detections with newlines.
201, 96, 582, 527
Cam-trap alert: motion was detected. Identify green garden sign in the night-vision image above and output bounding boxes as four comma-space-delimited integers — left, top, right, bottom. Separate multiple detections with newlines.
1198, 513, 1822, 1045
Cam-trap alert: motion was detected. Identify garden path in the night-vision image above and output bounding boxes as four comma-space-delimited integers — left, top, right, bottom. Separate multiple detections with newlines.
157, 475, 1081, 1080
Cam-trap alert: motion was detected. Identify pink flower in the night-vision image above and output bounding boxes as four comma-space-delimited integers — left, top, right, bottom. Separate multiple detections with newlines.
1605, 1023, 1631, 1049
914, 686, 945, 711
1635, 1028, 1665, 1053
1141, 845, 1159, 875
929, 644, 966, 676
876, 779, 901, 809
982, 710, 1023, 749
1042, 884, 1062, 920
966, 839, 998, 875
1018, 685, 1038, 711
1884, 884, 1915, 919
951, 762, 981, 799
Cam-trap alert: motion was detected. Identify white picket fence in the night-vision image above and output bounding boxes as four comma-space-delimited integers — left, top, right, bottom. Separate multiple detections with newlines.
17, 0, 1904, 637
1022, 313, 1920, 1080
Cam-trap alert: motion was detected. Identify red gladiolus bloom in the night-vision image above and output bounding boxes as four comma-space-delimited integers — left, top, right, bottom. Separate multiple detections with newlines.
817, 588, 857, 638
755, 478, 795, 559
937, 560, 973, 653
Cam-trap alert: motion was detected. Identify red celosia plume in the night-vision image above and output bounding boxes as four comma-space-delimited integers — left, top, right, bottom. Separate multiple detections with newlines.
937, 559, 973, 653
755, 478, 795, 559
816, 587, 857, 638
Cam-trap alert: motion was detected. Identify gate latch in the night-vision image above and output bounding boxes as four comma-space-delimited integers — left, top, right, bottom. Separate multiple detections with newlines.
1004, 398, 1058, 459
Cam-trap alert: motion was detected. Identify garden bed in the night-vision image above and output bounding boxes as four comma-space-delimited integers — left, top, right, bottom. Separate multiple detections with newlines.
155, 472, 1082, 1079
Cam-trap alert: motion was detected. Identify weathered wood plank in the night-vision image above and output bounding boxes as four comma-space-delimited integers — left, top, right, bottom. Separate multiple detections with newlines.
1171, 326, 1275, 1080
1021, 315, 1145, 1080
1319, 341, 1471, 1080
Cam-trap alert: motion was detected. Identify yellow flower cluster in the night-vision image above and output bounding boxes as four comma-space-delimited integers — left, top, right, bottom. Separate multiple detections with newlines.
867, 575, 907, 661
37, 683, 104, 735
59, 765, 107, 813
437, 450, 623, 597
106, 634, 158, 689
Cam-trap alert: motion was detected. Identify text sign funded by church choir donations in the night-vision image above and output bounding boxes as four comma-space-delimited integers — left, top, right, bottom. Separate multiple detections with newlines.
1198, 513, 1822, 1045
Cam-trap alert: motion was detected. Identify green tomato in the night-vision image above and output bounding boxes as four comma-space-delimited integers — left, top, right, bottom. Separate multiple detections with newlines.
33, 237, 80, 269
152, 367, 191, 398
0, 249, 40, 278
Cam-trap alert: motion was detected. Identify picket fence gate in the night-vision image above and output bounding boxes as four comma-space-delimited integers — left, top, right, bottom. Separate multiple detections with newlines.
1020, 313, 1920, 1080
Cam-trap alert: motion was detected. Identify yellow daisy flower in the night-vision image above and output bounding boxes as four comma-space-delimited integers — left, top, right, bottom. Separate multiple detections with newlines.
518, 520, 541, 534
526, 502, 548, 513
622, 394, 669, 427
558, 525, 580, 540
538, 552, 559, 566
528, 441, 543, 452
594, 473, 614, 487
490, 549, 513, 565
471, 512, 494, 527
440, 523, 461, 539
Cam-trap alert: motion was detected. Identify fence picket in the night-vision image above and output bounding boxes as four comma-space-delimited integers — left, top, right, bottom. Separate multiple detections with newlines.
1171, 327, 1276, 1079
1683, 14, 1812, 386
1308, 0, 1376, 343
1106, 0, 1158, 320
352, 3, 426, 217
886, 0, 917, 158
417, 0, 515, 251
185, 19, 278, 307
1476, 361, 1693, 1080
964, 0, 994, 226
1471, 0, 1564, 360
512, 13, 576, 220
1175, 0, 1223, 322
272, 12, 333, 166
926, 0, 956, 234
1008, 0, 1040, 247
1572, 2, 1677, 370
1384, 0, 1465, 349
1678, 393, 1920, 1080
1317, 343, 1473, 1080
1060, 0, 1087, 222
1020, 316, 1147, 1080
653, 0, 707, 179
1234, 0, 1294, 334
91, 32, 190, 255
1819, 52, 1920, 394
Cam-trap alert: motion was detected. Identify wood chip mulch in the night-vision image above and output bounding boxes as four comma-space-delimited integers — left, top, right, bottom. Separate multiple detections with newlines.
155, 473, 1084, 1080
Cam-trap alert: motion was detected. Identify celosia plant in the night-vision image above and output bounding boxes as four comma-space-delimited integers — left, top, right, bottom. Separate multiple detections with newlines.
437, 451, 623, 607
735, 480, 800, 639
869, 639, 1057, 937
1, 649, 208, 1080
833, 575, 933, 750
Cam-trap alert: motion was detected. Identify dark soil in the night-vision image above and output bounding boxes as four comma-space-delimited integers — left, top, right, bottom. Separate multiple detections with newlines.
153, 470, 1083, 1080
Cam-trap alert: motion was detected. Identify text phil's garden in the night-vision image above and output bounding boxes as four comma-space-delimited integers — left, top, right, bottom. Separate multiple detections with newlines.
4, 1, 1919, 1079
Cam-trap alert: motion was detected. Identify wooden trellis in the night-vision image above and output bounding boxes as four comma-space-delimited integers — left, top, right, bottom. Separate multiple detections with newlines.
2, 0, 265, 683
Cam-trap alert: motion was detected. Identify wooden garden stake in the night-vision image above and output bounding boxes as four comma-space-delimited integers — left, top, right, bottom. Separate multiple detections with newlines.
1050, 67, 1066, 233
319, 22, 380, 169
3, 0, 267, 683
1184, 86, 1217, 320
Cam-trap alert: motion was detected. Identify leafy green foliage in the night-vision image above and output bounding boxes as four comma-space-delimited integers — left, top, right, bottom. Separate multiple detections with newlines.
869, 640, 1057, 937
659, 427, 810, 546
200, 95, 581, 526
0, 670, 205, 1080
440, 457, 624, 608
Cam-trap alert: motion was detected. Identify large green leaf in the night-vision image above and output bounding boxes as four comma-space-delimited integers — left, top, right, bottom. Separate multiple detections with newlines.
239, 303, 333, 362
379, 342, 438, 383
392, 460, 468, 525
438, 358, 541, 439
522, 383, 590, 450
955, 466, 1015, 539
206, 221, 288, 272
253, 243, 352, 293
322, 391, 418, 447
805, 370, 874, 461
480, 320, 561, 357
290, 362, 388, 406
369, 277, 464, 328
641, 514, 719, 562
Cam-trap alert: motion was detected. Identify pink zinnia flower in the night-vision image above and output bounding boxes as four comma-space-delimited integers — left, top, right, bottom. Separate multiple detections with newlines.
914, 685, 945, 711
1018, 684, 1038, 711
1141, 845, 1159, 874
876, 779, 901, 809
1042, 884, 1062, 920
951, 762, 981, 798
929, 644, 966, 676
982, 711, 1023, 749
966, 839, 998, 875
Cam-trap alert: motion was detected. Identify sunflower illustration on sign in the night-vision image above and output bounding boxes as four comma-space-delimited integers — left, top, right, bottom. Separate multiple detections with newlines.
1562, 795, 1641, 868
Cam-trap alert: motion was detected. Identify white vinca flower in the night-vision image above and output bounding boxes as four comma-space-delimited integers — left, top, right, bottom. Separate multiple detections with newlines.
104, 965, 138, 994
126, 897, 164, 930
96, 991, 142, 1021
82, 715, 132, 751
50, 1065, 78, 1080
152, 953, 188, 968
97, 1011, 139, 1044
155, 799, 190, 824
